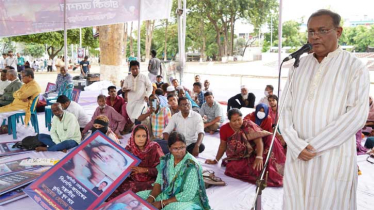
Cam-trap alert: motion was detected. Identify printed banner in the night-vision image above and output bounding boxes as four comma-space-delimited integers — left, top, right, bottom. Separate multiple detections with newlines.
24, 131, 140, 210
96, 190, 156, 210
0, 142, 29, 157
0, 167, 47, 196
0, 0, 172, 37
0, 158, 41, 176
0, 186, 28, 206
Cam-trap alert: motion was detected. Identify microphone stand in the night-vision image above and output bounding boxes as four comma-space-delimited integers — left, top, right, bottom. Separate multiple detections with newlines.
251, 55, 301, 210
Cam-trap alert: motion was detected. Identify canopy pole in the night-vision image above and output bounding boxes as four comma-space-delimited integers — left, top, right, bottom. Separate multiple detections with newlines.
277, 0, 283, 71
137, 0, 142, 62
177, 0, 186, 85
64, 0, 68, 70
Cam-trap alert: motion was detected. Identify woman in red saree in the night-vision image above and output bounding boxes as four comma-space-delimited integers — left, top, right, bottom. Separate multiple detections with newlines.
206, 108, 285, 187
108, 125, 164, 200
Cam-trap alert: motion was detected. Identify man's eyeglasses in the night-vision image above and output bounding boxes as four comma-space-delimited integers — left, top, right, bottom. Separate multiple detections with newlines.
170, 146, 186, 152
307, 28, 336, 37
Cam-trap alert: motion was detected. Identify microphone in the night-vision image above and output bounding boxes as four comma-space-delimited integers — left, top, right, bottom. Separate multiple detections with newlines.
283, 43, 312, 62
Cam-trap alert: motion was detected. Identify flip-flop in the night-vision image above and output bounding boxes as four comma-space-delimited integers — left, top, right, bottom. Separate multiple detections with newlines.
202, 170, 226, 187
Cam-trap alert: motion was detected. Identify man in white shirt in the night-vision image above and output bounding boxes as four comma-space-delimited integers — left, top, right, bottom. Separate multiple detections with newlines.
122, 60, 153, 123
47, 58, 53, 72
0, 70, 10, 95
0, 53, 6, 69
5, 51, 17, 70
57, 95, 90, 132
163, 97, 205, 157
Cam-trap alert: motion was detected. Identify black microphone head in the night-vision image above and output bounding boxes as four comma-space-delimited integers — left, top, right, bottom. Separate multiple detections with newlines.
303, 43, 312, 52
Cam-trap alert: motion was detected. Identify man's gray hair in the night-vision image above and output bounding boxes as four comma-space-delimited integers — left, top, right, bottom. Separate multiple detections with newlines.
308, 9, 341, 28
7, 69, 17, 78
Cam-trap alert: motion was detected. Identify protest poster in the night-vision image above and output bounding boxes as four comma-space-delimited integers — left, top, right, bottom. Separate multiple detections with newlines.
0, 142, 29, 157
0, 186, 28, 205
24, 131, 140, 210
0, 167, 47, 195
0, 158, 41, 176
78, 48, 85, 59
95, 190, 156, 210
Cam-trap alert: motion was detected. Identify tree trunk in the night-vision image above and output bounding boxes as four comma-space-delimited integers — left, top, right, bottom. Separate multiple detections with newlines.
164, 19, 168, 61
230, 17, 235, 56
145, 20, 155, 63
123, 23, 128, 60
99, 24, 125, 87
47, 46, 63, 59
200, 20, 206, 62
130, 22, 134, 56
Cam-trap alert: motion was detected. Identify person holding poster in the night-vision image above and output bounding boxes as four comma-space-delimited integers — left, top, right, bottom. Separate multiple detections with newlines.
108, 125, 164, 200
137, 132, 211, 210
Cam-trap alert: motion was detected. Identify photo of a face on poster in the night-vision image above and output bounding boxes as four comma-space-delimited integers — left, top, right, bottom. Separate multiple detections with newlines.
24, 132, 140, 210
96, 190, 156, 210
78, 48, 85, 59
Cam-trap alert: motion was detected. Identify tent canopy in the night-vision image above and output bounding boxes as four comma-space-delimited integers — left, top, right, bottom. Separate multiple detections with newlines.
0, 0, 172, 38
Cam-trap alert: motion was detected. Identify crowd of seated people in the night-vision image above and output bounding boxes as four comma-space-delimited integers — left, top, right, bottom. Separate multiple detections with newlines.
5, 62, 374, 210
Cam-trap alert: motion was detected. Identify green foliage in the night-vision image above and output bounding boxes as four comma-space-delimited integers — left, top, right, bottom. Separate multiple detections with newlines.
340, 25, 374, 52
22, 44, 45, 58
0, 38, 16, 53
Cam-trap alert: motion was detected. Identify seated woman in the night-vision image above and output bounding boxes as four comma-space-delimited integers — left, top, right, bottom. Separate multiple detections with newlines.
206, 108, 285, 187
245, 103, 286, 147
137, 132, 211, 210
108, 125, 164, 201
244, 103, 273, 132
83, 115, 120, 144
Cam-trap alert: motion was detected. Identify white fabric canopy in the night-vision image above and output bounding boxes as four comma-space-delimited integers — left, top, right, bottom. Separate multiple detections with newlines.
0, 0, 172, 38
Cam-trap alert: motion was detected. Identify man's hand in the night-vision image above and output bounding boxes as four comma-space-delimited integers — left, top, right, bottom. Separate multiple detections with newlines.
120, 79, 124, 87
192, 145, 199, 157
204, 123, 209, 128
144, 96, 149, 103
298, 145, 316, 161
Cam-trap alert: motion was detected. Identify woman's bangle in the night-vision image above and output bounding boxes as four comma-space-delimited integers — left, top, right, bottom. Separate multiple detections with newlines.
161, 200, 165, 209
214, 158, 219, 162
148, 195, 155, 202
146, 168, 149, 173
256, 156, 263, 159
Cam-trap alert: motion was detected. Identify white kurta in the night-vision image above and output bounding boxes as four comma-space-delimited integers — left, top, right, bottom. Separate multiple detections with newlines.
279, 47, 369, 210
123, 73, 153, 122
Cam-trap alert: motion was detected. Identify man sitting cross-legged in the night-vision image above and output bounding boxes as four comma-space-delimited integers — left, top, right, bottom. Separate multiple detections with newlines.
57, 95, 90, 132
200, 92, 224, 134
36, 103, 81, 152
82, 95, 125, 139
162, 97, 205, 157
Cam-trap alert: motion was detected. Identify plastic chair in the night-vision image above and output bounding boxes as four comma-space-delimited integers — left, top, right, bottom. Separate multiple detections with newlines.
7, 96, 39, 139
45, 105, 53, 131
47, 83, 74, 105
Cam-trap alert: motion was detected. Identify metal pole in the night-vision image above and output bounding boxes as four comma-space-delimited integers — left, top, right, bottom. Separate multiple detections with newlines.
270, 13, 273, 49
79, 28, 82, 48
137, 0, 142, 62
64, 0, 68, 70
278, 0, 283, 71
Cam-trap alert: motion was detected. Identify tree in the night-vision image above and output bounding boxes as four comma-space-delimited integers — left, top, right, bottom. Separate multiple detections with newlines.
11, 28, 98, 59
0, 38, 16, 54
23, 44, 45, 58
282, 20, 307, 51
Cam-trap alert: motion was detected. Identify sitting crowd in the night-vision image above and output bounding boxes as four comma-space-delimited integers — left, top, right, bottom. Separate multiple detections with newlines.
2, 56, 373, 210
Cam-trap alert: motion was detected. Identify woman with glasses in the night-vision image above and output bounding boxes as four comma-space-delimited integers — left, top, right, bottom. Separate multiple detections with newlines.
137, 132, 211, 210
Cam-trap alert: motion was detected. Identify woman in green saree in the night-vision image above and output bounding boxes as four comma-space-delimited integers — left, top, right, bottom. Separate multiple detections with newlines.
137, 132, 211, 210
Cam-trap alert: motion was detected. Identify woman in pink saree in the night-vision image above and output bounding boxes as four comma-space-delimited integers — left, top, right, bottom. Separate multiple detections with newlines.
206, 108, 286, 187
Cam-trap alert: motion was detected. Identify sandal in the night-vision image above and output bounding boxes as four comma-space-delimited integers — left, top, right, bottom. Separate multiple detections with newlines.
202, 170, 226, 188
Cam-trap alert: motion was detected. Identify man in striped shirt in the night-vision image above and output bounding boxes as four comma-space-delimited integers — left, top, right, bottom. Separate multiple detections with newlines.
138, 94, 171, 140
280, 9, 369, 210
